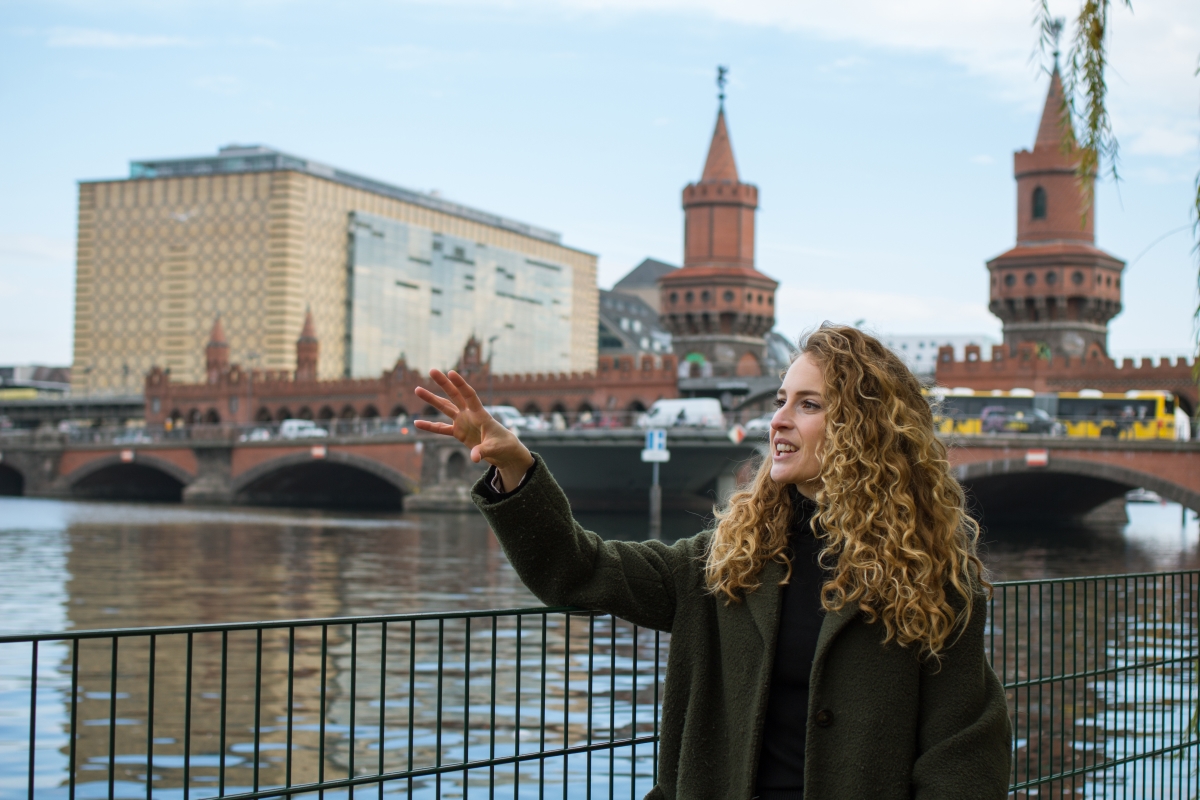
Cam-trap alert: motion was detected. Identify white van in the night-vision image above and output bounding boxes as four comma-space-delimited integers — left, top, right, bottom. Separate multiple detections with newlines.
638, 398, 725, 429
279, 419, 329, 439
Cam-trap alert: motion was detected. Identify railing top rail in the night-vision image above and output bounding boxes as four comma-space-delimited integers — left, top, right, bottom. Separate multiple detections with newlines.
989, 567, 1200, 587
0, 603, 592, 645
2, 568, 1196, 645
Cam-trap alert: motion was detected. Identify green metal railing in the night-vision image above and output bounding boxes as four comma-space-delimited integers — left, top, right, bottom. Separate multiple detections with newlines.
1, 570, 1196, 798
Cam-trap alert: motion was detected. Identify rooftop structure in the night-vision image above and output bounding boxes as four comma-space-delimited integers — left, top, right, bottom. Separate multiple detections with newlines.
72, 145, 598, 392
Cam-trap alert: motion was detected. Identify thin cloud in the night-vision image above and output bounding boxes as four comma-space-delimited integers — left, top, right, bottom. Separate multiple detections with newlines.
0, 235, 73, 263
46, 28, 197, 49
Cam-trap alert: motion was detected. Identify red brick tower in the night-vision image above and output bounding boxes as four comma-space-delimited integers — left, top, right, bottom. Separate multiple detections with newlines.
295, 308, 319, 382
659, 107, 778, 377
205, 315, 229, 385
987, 66, 1124, 359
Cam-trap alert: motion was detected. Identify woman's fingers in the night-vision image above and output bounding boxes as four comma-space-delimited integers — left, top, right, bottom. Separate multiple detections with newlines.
414, 385, 460, 418
429, 368, 470, 411
413, 420, 455, 436
447, 370, 485, 412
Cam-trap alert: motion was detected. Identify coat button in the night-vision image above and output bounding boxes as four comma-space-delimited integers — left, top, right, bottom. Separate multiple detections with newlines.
815, 709, 834, 728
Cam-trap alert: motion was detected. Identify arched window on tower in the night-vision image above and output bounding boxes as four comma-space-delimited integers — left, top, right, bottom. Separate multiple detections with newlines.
1032, 186, 1047, 220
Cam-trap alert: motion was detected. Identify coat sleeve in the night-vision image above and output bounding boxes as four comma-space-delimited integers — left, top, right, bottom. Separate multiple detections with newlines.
910, 591, 1013, 799
470, 453, 702, 633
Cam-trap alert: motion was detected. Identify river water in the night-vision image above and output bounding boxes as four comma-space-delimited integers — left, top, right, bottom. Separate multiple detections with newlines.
0, 497, 1197, 799
0, 497, 1196, 636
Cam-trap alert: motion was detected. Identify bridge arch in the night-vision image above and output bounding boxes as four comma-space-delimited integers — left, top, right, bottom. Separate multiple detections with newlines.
231, 451, 415, 510
64, 454, 192, 502
957, 456, 1200, 521
0, 462, 25, 496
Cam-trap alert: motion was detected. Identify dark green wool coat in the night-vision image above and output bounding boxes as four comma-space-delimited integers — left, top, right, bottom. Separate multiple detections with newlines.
473, 455, 1012, 800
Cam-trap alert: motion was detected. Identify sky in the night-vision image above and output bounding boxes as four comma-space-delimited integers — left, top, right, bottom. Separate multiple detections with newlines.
1, 0, 1197, 366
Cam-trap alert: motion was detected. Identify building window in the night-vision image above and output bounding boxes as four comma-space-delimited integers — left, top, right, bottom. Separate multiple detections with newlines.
701, 290, 711, 302
723, 290, 734, 302
685, 291, 694, 302
1032, 186, 1047, 219
1005, 273, 1016, 287
747, 292, 753, 302
1072, 270, 1084, 285
1046, 271, 1057, 285
669, 292, 678, 304
1025, 272, 1036, 286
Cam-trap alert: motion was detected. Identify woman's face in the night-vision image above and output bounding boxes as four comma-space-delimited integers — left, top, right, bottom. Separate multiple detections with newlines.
770, 353, 827, 498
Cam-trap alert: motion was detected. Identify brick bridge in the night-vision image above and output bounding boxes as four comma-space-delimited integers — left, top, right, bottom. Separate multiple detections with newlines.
0, 431, 1197, 519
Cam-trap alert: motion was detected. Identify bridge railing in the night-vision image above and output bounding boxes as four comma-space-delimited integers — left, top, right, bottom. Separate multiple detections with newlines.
2, 570, 1197, 799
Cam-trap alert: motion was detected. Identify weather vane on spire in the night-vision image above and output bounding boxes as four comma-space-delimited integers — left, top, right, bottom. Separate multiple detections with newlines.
716, 65, 728, 108
1047, 17, 1065, 61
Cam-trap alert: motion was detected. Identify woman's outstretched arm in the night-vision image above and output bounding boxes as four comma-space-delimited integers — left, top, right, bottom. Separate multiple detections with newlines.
414, 370, 691, 632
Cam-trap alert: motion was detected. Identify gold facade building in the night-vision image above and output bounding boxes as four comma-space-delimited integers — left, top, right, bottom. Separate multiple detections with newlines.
73, 145, 598, 392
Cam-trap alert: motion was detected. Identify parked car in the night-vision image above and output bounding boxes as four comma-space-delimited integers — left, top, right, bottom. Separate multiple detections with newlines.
278, 419, 328, 439
637, 398, 725, 429
484, 406, 526, 431
239, 427, 272, 442
745, 413, 774, 436
981, 406, 1063, 435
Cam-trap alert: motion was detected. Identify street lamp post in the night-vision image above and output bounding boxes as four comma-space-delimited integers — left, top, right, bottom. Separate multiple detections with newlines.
486, 335, 500, 406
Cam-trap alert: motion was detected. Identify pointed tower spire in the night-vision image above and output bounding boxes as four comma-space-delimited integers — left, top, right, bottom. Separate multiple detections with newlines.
1034, 66, 1073, 152
701, 110, 740, 183
205, 314, 229, 384
295, 307, 319, 381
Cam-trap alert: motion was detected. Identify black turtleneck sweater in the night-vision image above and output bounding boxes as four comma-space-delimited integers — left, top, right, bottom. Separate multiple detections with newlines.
754, 496, 827, 800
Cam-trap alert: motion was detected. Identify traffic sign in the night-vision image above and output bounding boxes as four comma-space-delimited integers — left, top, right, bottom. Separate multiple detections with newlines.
642, 428, 670, 463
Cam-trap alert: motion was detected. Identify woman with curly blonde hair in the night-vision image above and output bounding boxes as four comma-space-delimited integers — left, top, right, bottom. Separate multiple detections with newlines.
416, 323, 1011, 800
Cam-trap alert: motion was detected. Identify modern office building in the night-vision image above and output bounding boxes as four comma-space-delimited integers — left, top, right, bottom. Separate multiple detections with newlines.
72, 145, 598, 392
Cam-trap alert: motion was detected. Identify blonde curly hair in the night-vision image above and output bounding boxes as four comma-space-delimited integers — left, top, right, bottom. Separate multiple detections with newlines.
705, 324, 986, 660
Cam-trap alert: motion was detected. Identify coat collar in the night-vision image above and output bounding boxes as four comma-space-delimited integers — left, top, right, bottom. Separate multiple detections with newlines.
746, 558, 786, 645
814, 602, 859, 668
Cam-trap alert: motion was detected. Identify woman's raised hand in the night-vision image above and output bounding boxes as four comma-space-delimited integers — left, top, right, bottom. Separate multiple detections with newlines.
413, 369, 535, 491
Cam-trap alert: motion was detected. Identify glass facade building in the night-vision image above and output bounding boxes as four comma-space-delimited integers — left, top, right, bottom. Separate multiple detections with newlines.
347, 211, 574, 378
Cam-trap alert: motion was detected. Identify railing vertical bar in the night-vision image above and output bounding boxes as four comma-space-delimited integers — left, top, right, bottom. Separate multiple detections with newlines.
609, 617, 617, 800
435, 618, 444, 798
587, 614, 595, 800
538, 613, 547, 799
489, 616, 497, 800
378, 621, 387, 800
653, 629, 660, 786
220, 630, 229, 796
287, 626, 296, 789
464, 617, 472, 775
146, 635, 155, 800
108, 637, 118, 800
514, 614, 522, 797
631, 624, 638, 800
563, 613, 572, 800
68, 639, 79, 800
319, 625, 328, 800
183, 632, 193, 800
27, 640, 37, 800
253, 627, 263, 794
406, 620, 415, 799
350, 623, 358, 799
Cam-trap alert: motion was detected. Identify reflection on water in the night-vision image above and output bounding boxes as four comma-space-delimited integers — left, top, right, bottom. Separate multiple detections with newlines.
0, 496, 1197, 798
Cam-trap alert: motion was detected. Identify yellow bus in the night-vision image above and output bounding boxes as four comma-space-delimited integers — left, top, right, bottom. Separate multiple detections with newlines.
1056, 390, 1179, 440
927, 388, 1181, 440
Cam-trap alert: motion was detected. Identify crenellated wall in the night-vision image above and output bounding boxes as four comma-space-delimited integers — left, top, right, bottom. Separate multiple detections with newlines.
934, 343, 1197, 414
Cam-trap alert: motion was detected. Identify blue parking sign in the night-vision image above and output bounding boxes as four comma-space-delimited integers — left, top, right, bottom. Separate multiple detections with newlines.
645, 429, 667, 451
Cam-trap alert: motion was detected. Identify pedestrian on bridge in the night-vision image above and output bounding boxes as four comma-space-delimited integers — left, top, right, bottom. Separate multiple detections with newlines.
415, 323, 1011, 800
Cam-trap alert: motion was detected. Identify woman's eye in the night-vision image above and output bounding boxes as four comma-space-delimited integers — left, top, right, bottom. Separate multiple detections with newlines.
773, 398, 785, 409
802, 401, 822, 411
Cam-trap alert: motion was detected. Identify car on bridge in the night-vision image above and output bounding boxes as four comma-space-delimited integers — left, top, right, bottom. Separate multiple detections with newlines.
981, 406, 1063, 436
279, 419, 329, 439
